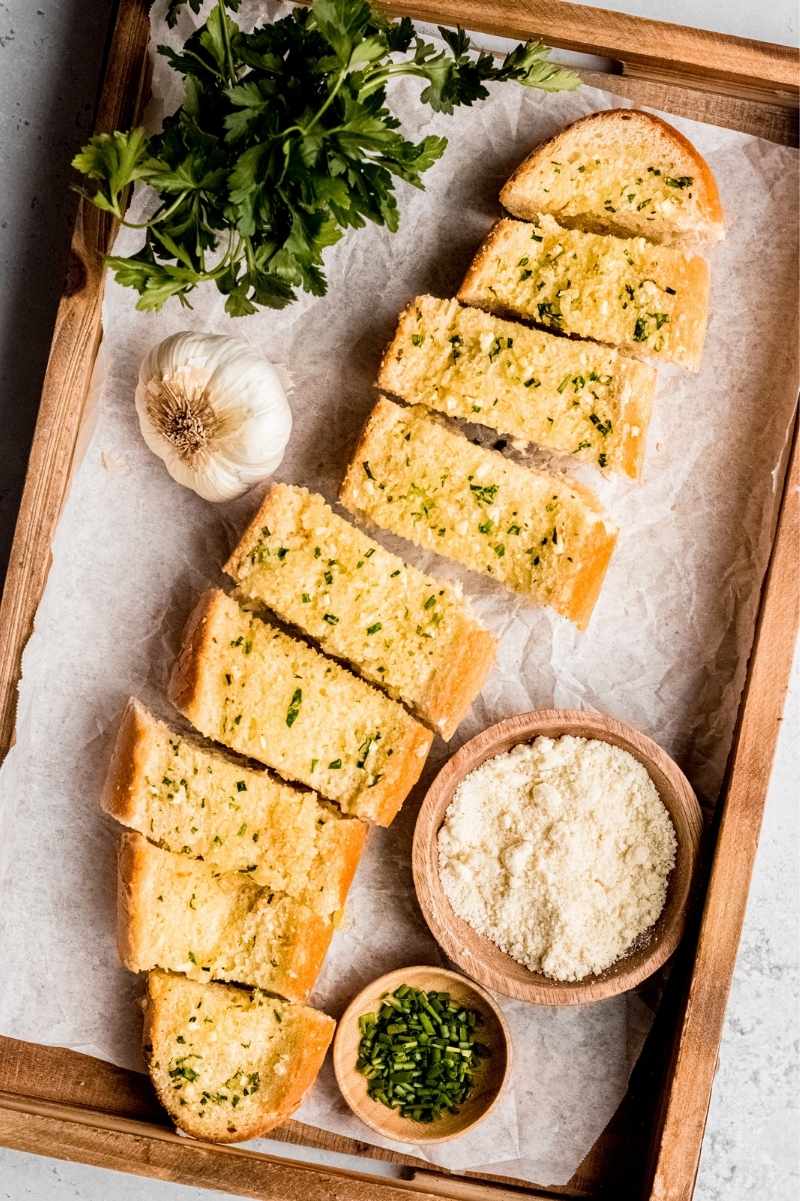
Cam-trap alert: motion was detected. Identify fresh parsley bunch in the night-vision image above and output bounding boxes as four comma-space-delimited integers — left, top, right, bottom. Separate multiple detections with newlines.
73, 0, 579, 315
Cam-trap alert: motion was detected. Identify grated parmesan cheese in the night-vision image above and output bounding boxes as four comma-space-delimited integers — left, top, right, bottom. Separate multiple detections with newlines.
437, 735, 677, 981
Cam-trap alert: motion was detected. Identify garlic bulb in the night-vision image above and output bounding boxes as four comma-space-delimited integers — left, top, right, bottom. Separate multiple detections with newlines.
135, 331, 292, 502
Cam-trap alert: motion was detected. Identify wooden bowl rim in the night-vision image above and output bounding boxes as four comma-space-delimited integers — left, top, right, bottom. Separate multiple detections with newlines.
332, 964, 512, 1144
412, 709, 703, 1006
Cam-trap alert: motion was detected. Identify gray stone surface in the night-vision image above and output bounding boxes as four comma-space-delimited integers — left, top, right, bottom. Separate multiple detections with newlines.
0, 2, 797, 1199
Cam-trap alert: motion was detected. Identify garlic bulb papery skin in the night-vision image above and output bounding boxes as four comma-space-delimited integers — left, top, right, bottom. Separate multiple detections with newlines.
134, 331, 292, 502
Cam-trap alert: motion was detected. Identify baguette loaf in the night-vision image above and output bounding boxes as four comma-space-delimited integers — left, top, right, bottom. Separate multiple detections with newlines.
118, 832, 332, 1002
225, 484, 496, 738
458, 214, 709, 370
500, 109, 724, 245
340, 398, 617, 629
144, 970, 334, 1143
102, 699, 366, 920
378, 295, 655, 479
168, 589, 432, 825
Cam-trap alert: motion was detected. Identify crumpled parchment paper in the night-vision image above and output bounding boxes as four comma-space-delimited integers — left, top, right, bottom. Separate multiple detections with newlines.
0, 1, 797, 1187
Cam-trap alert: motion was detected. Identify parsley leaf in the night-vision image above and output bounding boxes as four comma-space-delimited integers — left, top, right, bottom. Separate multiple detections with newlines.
75, 0, 579, 314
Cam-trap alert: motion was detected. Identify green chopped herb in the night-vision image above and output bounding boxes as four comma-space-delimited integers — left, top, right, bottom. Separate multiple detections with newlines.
276, 547, 289, 560
665, 175, 693, 189
424, 594, 437, 609
323, 613, 339, 625
469, 483, 499, 505
537, 300, 562, 326
356, 984, 490, 1124
236, 780, 247, 792
328, 758, 342, 770
286, 687, 302, 727
411, 333, 425, 347
367, 622, 383, 635
524, 377, 541, 388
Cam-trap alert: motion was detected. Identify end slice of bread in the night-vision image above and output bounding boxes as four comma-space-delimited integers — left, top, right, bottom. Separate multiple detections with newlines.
101, 699, 366, 920
118, 832, 333, 1002
225, 484, 496, 738
459, 215, 709, 371
144, 970, 334, 1142
500, 109, 724, 245
340, 398, 617, 629
378, 295, 655, 479
168, 589, 432, 826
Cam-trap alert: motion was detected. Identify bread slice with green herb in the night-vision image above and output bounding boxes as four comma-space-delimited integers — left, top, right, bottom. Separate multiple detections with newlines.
458, 214, 709, 370
102, 699, 366, 920
143, 969, 334, 1143
168, 589, 432, 826
378, 295, 655, 478
224, 485, 496, 738
340, 398, 617, 629
500, 109, 724, 245
118, 832, 333, 1002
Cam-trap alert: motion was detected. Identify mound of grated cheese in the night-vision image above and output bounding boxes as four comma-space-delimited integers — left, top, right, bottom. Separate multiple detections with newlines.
437, 735, 677, 982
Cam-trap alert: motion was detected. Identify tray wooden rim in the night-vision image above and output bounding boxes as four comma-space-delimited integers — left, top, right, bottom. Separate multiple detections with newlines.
0, 3, 797, 1200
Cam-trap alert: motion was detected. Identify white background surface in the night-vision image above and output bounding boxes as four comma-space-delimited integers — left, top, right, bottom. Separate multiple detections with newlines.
0, 1, 797, 1199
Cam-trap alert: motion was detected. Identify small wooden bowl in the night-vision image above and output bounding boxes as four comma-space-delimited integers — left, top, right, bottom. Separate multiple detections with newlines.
412, 709, 703, 1006
332, 965, 511, 1144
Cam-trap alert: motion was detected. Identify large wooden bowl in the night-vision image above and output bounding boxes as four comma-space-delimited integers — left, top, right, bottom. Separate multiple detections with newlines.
412, 710, 703, 1005
332, 965, 511, 1144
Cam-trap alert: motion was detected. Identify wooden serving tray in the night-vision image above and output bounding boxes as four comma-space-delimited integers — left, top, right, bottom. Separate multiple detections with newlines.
0, 3, 797, 1199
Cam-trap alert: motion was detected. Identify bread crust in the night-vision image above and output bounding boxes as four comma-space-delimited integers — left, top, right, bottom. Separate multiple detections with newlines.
619, 360, 656, 480
167, 589, 221, 725
116, 830, 149, 972
420, 622, 497, 740
317, 815, 369, 921
143, 971, 335, 1143
456, 220, 509, 314
500, 108, 724, 242
100, 698, 151, 827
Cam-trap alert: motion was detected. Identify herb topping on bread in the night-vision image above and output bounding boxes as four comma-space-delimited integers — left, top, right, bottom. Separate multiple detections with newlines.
102, 699, 366, 919
340, 397, 617, 629
500, 109, 724, 245
143, 970, 334, 1142
225, 484, 496, 738
378, 295, 655, 478
168, 589, 432, 826
458, 214, 709, 370
118, 832, 333, 1001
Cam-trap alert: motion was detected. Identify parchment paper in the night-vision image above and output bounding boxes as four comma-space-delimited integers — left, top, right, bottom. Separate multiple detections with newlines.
0, 1, 797, 1186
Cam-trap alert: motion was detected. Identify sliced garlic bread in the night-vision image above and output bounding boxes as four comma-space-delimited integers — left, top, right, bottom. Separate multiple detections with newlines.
340, 398, 617, 629
225, 485, 496, 739
458, 214, 709, 370
144, 970, 334, 1143
500, 109, 724, 245
102, 699, 366, 920
168, 589, 432, 826
118, 832, 332, 1002
378, 295, 655, 478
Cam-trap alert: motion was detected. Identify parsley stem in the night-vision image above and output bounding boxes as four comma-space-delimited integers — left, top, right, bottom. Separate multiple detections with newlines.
300, 65, 348, 136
